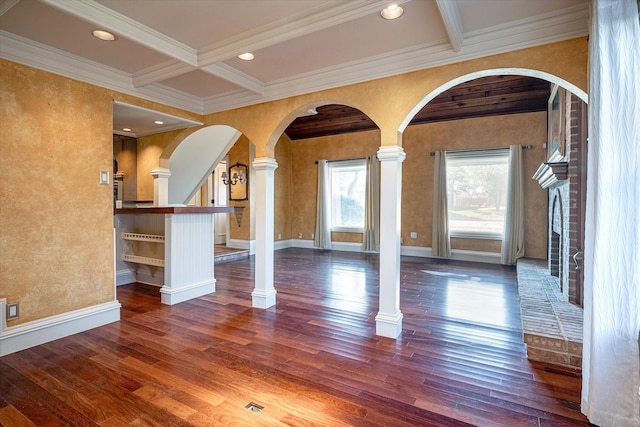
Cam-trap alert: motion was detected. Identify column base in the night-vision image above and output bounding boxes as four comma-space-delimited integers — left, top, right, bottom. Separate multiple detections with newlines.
160, 279, 215, 305
251, 289, 277, 309
375, 310, 403, 338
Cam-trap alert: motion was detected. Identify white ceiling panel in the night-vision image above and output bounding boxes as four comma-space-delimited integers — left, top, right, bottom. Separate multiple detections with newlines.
225, 0, 448, 82
160, 69, 242, 98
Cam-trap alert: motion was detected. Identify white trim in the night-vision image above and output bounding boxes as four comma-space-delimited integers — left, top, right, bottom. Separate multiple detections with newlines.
0, 299, 121, 356
401, 246, 501, 264
436, 0, 464, 52
160, 278, 215, 305
274, 239, 294, 250
375, 310, 404, 338
40, 0, 198, 66
228, 238, 256, 255
116, 268, 136, 286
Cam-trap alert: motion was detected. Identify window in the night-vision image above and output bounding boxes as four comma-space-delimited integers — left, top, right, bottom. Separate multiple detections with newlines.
328, 159, 366, 232
446, 150, 509, 239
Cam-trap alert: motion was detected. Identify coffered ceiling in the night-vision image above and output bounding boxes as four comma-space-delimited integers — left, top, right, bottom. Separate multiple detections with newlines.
0, 0, 589, 136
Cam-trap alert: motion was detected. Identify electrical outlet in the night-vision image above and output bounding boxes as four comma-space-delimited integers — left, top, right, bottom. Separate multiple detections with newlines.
410, 232, 417, 239
311, 233, 314, 239
7, 302, 19, 321
278, 233, 282, 240
298, 232, 303, 239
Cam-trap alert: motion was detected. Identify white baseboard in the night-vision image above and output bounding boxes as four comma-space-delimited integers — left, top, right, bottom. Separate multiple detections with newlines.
274, 239, 293, 250
116, 268, 136, 286
160, 278, 215, 305
228, 238, 256, 255
401, 245, 501, 264
0, 298, 121, 356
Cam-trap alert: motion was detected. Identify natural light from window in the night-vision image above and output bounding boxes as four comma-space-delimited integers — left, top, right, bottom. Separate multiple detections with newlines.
446, 150, 509, 239
329, 160, 366, 232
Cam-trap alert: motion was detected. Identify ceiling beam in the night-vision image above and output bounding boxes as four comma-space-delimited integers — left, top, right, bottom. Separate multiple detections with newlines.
0, 0, 19, 17
132, 60, 196, 88
200, 63, 265, 95
196, 0, 410, 66
435, 0, 464, 52
40, 0, 198, 66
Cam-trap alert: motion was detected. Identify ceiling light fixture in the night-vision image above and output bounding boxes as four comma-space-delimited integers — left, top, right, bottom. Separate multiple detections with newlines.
92, 30, 116, 41
154, 120, 164, 125
380, 4, 404, 20
238, 52, 255, 61
122, 127, 131, 132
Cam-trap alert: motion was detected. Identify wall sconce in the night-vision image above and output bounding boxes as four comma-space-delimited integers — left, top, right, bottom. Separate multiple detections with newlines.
222, 163, 249, 201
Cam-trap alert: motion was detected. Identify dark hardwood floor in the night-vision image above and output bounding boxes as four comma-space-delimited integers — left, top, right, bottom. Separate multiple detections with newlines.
0, 249, 593, 426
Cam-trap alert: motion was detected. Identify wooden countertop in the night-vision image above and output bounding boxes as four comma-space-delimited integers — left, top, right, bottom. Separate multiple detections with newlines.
114, 206, 235, 215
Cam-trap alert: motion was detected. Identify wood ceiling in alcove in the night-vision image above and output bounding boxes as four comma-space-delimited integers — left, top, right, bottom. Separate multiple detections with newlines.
284, 75, 551, 141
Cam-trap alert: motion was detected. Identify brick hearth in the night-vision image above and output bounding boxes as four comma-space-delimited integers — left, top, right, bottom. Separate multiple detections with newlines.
516, 258, 583, 369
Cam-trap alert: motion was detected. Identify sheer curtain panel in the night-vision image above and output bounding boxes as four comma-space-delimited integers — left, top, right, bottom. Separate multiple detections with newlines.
362, 155, 380, 252
500, 145, 525, 265
314, 160, 332, 249
431, 151, 451, 257
582, 1, 640, 426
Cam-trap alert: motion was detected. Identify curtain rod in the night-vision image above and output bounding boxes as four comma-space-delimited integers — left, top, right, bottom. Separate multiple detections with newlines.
429, 144, 534, 157
315, 156, 368, 164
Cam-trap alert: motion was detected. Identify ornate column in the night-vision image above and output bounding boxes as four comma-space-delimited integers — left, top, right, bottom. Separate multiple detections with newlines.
376, 145, 405, 338
151, 167, 171, 207
251, 157, 278, 308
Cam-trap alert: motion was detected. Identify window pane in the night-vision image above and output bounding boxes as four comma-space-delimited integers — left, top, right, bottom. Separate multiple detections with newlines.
330, 164, 366, 229
446, 154, 508, 237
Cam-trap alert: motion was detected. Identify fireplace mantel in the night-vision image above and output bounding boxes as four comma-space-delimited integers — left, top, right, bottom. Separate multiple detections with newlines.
533, 151, 568, 189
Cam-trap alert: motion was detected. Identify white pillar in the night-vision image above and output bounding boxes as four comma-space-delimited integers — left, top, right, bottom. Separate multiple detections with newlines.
376, 145, 405, 338
151, 167, 171, 207
251, 157, 278, 308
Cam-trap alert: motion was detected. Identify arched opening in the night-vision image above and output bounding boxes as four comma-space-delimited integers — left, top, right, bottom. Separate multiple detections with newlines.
398, 69, 588, 370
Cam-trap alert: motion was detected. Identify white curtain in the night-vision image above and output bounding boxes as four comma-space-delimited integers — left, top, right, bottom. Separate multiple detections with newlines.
582, 1, 640, 426
500, 145, 525, 265
431, 151, 451, 257
362, 155, 380, 252
314, 160, 332, 249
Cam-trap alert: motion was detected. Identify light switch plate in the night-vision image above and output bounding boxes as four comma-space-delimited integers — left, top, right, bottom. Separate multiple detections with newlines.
7, 302, 19, 321
100, 170, 109, 185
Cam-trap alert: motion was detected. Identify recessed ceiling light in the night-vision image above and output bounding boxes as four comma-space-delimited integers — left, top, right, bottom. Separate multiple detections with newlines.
92, 30, 116, 41
154, 120, 164, 125
122, 127, 131, 132
380, 4, 404, 20
238, 52, 255, 61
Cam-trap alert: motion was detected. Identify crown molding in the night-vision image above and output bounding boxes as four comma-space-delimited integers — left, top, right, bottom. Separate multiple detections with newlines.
0, 31, 204, 114
1, 3, 589, 117
40, 0, 198, 66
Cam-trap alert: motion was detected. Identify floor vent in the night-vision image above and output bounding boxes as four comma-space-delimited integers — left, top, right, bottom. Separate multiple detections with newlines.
245, 402, 264, 413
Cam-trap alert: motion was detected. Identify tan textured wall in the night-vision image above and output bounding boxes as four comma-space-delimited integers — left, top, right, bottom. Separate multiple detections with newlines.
274, 134, 292, 241
402, 112, 548, 258
113, 137, 138, 201
136, 130, 184, 201
288, 130, 380, 241
0, 60, 115, 324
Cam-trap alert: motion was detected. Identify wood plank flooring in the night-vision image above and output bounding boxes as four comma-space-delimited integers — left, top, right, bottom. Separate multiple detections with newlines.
0, 248, 593, 426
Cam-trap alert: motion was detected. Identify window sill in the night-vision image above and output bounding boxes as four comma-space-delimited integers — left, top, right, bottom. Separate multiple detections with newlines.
450, 233, 503, 241
331, 227, 364, 233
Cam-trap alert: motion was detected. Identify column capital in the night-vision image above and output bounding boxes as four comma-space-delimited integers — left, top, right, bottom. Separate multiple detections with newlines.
151, 167, 171, 179
377, 146, 406, 162
252, 157, 278, 171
